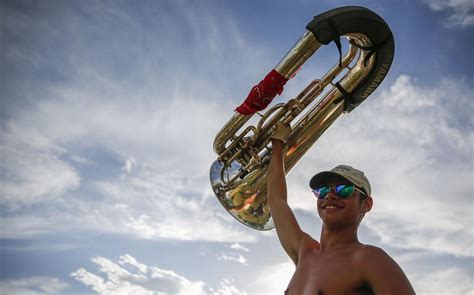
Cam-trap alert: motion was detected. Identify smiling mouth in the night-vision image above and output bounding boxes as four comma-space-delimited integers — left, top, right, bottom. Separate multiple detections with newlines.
323, 205, 341, 209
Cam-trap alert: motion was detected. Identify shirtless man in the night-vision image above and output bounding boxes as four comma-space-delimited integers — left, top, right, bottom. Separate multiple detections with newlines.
267, 123, 415, 294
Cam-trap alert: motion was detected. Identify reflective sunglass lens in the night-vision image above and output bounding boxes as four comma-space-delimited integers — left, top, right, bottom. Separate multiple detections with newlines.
313, 185, 356, 199
336, 184, 354, 198
313, 186, 329, 199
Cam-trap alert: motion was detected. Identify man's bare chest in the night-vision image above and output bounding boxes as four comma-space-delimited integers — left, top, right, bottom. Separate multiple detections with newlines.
286, 249, 372, 295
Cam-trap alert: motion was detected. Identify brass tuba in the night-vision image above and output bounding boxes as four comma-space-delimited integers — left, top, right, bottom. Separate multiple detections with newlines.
210, 6, 394, 230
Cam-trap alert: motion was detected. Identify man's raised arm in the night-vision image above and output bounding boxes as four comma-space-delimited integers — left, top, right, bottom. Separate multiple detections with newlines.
267, 123, 310, 265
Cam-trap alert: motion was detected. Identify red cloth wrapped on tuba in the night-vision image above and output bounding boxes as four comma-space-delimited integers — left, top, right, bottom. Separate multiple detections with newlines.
235, 69, 288, 115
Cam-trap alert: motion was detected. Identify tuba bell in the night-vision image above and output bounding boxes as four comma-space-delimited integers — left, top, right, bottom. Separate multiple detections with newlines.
209, 6, 394, 230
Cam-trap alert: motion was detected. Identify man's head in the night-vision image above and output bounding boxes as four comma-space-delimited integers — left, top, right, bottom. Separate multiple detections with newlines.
309, 165, 373, 227
310, 165, 371, 197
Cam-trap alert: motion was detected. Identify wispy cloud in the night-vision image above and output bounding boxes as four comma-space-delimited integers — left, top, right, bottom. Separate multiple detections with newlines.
216, 243, 250, 266
229, 243, 250, 252
97, 164, 258, 242
71, 254, 247, 294
395, 250, 474, 293
217, 253, 248, 266
0, 124, 80, 208
0, 162, 258, 243
211, 279, 247, 295
0, 276, 69, 295
121, 157, 136, 175
250, 260, 294, 293
0, 0, 265, 243
72, 255, 206, 294
409, 266, 473, 294
421, 0, 474, 27
118, 254, 148, 274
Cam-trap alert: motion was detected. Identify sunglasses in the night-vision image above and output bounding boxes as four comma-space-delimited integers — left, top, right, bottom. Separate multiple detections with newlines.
312, 184, 366, 200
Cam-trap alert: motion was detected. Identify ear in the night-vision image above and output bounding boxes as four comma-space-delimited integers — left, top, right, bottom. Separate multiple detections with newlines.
362, 196, 373, 213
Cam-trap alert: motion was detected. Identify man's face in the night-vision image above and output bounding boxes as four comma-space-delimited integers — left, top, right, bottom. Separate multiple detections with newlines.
316, 175, 372, 227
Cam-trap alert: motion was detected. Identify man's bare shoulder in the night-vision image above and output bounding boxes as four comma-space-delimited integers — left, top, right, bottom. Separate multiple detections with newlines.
353, 244, 416, 294
354, 244, 387, 258
353, 244, 395, 271
353, 244, 395, 265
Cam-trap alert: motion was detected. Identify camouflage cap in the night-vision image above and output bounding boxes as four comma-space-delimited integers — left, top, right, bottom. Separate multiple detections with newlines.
309, 164, 371, 196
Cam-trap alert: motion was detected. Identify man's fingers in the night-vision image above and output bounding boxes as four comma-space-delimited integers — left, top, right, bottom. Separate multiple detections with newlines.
271, 121, 292, 143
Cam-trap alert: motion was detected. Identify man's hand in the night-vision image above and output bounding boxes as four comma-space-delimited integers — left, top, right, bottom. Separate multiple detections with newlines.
271, 121, 292, 143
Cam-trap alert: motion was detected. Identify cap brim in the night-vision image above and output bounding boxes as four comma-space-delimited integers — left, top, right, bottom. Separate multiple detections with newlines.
309, 171, 355, 189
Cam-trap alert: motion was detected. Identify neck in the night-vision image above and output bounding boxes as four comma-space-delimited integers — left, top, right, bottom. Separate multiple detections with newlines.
319, 223, 360, 251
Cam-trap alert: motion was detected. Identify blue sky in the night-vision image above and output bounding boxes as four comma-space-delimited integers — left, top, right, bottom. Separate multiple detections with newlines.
1, 0, 473, 294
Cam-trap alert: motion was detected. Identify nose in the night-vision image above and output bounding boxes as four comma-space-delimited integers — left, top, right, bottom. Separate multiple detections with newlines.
325, 190, 339, 200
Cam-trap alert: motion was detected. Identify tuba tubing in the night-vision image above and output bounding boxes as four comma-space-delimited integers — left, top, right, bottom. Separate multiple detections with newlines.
210, 6, 394, 230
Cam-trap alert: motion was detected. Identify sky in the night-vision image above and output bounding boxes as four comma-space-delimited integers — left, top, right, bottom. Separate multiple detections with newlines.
0, 0, 473, 294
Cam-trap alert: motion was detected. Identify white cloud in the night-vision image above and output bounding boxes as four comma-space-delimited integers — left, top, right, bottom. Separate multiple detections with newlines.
72, 254, 247, 294
288, 74, 473, 257
114, 203, 129, 209
100, 166, 258, 243
0, 215, 54, 238
211, 279, 248, 295
121, 157, 136, 175
250, 260, 294, 293
0, 124, 80, 208
119, 254, 148, 274
229, 243, 250, 252
421, 0, 474, 27
409, 267, 473, 294
217, 253, 248, 266
71, 267, 154, 295
0, 276, 69, 295
395, 250, 473, 293
0, 164, 258, 243
217, 243, 250, 266
0, 1, 265, 243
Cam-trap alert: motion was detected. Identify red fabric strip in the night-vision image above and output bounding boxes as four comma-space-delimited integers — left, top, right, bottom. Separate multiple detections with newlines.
235, 69, 289, 115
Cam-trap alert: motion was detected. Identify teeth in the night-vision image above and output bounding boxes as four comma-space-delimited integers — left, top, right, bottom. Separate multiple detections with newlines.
325, 205, 338, 209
